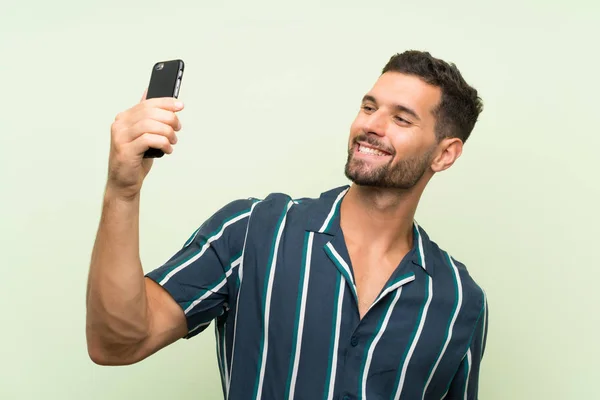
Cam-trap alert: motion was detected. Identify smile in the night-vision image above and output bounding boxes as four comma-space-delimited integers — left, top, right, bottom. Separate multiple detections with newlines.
356, 143, 391, 157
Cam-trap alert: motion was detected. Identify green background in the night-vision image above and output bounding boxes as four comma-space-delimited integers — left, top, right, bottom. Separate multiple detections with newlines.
1, 0, 598, 398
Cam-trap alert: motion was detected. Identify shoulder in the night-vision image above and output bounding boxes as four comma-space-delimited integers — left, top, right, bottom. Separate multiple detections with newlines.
199, 197, 261, 231
181, 189, 341, 252
207, 191, 301, 234
202, 189, 306, 224
238, 185, 350, 224
418, 225, 487, 315
447, 253, 486, 316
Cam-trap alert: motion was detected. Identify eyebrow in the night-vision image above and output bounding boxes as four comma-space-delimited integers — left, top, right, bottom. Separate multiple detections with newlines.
362, 95, 421, 122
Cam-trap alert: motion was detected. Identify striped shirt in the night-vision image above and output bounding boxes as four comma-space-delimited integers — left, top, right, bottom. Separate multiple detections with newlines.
145, 185, 489, 400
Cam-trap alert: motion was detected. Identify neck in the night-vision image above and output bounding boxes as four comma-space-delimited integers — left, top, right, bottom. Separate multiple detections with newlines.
340, 183, 424, 254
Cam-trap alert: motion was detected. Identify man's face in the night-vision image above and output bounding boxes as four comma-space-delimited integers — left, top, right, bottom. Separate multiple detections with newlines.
345, 72, 442, 189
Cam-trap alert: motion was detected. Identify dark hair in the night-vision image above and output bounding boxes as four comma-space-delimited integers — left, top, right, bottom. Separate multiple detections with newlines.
382, 50, 483, 143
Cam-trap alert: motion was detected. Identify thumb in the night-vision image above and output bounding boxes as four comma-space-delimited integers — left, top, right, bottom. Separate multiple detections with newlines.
140, 88, 148, 102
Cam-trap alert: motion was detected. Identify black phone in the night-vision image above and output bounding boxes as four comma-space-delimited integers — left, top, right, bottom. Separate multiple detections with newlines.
143, 59, 185, 158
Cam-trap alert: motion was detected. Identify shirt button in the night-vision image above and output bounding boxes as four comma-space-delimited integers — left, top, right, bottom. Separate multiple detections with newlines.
350, 336, 358, 346
342, 396, 351, 400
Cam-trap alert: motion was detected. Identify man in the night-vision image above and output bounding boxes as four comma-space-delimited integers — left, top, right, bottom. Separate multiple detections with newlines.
86, 50, 489, 400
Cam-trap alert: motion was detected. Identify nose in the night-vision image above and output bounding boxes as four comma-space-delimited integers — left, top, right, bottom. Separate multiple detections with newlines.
362, 110, 387, 137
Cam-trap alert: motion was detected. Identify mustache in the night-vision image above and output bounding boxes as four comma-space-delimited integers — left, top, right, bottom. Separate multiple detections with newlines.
352, 134, 395, 155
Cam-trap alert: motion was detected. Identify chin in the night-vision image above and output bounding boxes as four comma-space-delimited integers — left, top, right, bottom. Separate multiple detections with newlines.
345, 166, 382, 187
344, 165, 420, 190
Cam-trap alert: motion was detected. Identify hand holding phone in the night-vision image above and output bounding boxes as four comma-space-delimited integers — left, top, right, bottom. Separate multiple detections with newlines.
143, 59, 185, 158
105, 60, 185, 200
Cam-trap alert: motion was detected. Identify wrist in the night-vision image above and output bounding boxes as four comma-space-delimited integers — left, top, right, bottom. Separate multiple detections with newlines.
104, 184, 141, 204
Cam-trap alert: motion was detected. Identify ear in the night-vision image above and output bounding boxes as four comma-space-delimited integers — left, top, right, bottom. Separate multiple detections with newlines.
431, 138, 463, 172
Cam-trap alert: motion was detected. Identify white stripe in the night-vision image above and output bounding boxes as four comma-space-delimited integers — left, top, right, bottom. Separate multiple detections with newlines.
215, 322, 222, 365
421, 254, 464, 399
393, 275, 433, 400
185, 253, 243, 334
414, 221, 426, 271
481, 290, 488, 356
232, 256, 242, 268
222, 322, 229, 392
188, 320, 211, 335
362, 288, 403, 400
227, 201, 260, 398
287, 232, 314, 400
214, 259, 241, 397
325, 242, 355, 287
464, 349, 472, 400
256, 200, 294, 400
439, 349, 472, 400
184, 257, 241, 314
184, 226, 201, 247
210, 258, 241, 394
369, 275, 415, 313
215, 324, 225, 388
326, 282, 345, 400
159, 211, 251, 286
319, 188, 349, 232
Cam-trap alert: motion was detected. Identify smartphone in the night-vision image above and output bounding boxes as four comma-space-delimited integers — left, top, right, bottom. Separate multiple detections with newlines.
143, 59, 185, 158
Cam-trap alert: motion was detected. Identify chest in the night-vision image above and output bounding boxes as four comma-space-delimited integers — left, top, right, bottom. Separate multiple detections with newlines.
347, 247, 406, 319
229, 228, 475, 398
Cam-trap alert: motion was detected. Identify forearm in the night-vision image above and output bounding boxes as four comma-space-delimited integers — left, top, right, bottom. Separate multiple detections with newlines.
86, 186, 149, 362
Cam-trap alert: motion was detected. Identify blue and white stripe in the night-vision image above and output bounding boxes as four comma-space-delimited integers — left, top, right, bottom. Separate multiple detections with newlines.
159, 209, 252, 286
254, 200, 295, 400
421, 252, 464, 399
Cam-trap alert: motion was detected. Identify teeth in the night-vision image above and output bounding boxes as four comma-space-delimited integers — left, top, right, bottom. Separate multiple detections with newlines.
359, 145, 388, 156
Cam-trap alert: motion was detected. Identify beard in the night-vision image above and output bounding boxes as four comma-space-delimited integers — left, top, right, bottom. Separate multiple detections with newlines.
344, 136, 435, 189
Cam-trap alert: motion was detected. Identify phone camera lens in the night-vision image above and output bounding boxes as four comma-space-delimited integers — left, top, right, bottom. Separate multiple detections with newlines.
155, 63, 164, 71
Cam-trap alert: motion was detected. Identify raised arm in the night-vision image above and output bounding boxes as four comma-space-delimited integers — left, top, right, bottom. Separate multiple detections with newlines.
86, 94, 186, 365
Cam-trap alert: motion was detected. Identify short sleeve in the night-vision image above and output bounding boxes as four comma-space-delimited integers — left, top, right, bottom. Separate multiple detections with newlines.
443, 292, 489, 399
145, 198, 258, 339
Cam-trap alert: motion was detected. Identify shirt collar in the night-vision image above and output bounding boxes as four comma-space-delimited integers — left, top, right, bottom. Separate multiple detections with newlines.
303, 185, 434, 276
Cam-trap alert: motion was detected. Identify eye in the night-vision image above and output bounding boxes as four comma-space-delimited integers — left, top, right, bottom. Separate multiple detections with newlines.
361, 104, 376, 113
394, 116, 411, 125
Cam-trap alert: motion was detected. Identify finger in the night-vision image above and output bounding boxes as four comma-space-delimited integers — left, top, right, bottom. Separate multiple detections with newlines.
118, 97, 183, 126
129, 133, 174, 156
131, 107, 181, 132
140, 97, 184, 113
127, 118, 177, 144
